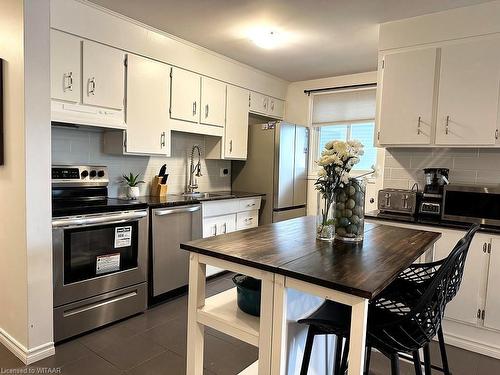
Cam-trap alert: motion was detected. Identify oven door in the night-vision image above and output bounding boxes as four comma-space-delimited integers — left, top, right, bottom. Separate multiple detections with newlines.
52, 209, 148, 307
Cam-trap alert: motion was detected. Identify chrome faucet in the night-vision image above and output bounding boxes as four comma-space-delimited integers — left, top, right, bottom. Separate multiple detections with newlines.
187, 145, 202, 193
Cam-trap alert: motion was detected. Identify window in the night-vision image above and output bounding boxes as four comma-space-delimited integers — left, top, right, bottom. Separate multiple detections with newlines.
311, 87, 378, 173
318, 122, 376, 171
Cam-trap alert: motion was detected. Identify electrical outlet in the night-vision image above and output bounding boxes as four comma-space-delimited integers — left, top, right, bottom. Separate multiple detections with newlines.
220, 168, 229, 177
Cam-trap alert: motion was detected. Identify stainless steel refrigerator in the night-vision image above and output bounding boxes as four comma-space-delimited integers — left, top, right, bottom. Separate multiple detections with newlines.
232, 121, 309, 225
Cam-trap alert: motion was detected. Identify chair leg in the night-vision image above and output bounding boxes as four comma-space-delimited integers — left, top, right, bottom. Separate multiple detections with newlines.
390, 353, 400, 375
364, 345, 372, 375
423, 343, 432, 375
437, 326, 451, 375
334, 336, 344, 375
300, 327, 316, 375
339, 337, 350, 374
412, 350, 423, 375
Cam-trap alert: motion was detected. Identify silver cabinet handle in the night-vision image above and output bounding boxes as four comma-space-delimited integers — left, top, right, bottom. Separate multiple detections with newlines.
193, 101, 197, 115
417, 116, 421, 135
63, 72, 73, 92
270, 99, 275, 112
244, 217, 254, 223
263, 97, 268, 110
154, 205, 201, 216
160, 132, 166, 148
222, 222, 227, 234
205, 104, 209, 119
213, 224, 217, 236
229, 140, 233, 153
53, 210, 147, 228
445, 115, 450, 135
246, 203, 256, 207
88, 77, 96, 96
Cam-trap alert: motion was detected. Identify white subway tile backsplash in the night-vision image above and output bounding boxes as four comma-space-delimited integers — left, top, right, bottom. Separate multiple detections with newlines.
384, 147, 500, 189
51, 126, 231, 197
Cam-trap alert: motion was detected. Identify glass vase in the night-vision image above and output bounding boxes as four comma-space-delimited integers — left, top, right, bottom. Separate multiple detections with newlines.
335, 178, 366, 242
316, 196, 336, 241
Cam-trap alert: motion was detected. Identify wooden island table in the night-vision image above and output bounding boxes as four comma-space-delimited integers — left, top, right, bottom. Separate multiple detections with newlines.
180, 217, 441, 375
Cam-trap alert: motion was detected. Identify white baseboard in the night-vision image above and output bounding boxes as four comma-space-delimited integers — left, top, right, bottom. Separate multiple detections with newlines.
443, 331, 500, 360
0, 327, 55, 365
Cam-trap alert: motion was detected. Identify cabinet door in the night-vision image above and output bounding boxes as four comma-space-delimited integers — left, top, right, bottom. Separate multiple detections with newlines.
217, 214, 237, 235
82, 41, 125, 110
435, 38, 500, 145
268, 98, 284, 119
203, 217, 219, 238
435, 231, 489, 325
51, 30, 81, 103
225, 86, 249, 159
125, 54, 170, 155
249, 91, 268, 114
170, 67, 200, 123
378, 48, 437, 145
200, 77, 226, 127
483, 237, 500, 330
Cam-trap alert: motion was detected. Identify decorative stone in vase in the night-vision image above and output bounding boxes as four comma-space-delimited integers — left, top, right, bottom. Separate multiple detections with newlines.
335, 178, 366, 242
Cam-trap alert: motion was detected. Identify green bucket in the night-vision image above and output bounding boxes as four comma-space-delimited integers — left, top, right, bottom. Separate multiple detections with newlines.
232, 274, 261, 317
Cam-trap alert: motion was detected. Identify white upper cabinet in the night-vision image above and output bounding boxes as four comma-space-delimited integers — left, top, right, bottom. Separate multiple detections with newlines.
51, 30, 81, 103
225, 85, 249, 159
125, 54, 170, 156
268, 97, 285, 119
82, 40, 125, 110
249, 91, 284, 119
378, 48, 437, 145
200, 77, 226, 127
435, 38, 500, 146
249, 91, 268, 114
170, 67, 200, 123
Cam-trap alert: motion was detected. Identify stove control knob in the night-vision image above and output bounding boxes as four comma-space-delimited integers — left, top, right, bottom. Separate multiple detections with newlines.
80, 170, 89, 178
97, 170, 105, 178
89, 170, 97, 178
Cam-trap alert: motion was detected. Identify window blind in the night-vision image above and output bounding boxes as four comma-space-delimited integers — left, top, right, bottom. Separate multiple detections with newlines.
312, 88, 376, 125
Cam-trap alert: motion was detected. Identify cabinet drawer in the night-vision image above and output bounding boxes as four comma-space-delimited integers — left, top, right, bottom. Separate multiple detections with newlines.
202, 200, 239, 217
238, 198, 261, 212
237, 210, 259, 230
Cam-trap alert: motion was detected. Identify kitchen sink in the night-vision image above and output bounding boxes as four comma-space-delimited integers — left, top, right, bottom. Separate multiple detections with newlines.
181, 192, 236, 200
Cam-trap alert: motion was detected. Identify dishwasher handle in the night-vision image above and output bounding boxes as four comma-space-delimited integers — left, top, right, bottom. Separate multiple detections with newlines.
154, 205, 201, 216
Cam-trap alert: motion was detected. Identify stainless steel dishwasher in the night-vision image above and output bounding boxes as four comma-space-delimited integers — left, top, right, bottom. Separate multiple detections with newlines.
151, 204, 202, 297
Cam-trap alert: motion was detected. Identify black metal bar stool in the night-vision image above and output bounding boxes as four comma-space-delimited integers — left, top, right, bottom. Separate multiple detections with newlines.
298, 224, 479, 375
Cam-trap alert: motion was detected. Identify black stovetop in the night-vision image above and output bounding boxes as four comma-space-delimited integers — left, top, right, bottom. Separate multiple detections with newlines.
52, 198, 148, 218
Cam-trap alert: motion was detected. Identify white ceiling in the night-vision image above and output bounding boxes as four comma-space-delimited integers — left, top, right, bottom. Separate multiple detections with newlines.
87, 0, 492, 82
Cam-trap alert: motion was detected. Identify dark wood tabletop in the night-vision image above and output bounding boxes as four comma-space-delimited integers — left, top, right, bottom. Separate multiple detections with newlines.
181, 216, 441, 299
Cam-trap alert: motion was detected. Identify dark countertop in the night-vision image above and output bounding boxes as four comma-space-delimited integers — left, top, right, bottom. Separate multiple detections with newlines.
137, 191, 266, 209
365, 210, 500, 235
181, 216, 441, 299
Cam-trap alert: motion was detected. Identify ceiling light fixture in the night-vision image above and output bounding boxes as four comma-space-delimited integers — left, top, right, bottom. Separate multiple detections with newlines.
249, 27, 283, 49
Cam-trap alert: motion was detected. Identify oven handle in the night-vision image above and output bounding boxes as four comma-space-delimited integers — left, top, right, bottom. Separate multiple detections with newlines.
52, 210, 148, 228
62, 291, 138, 317
154, 205, 201, 216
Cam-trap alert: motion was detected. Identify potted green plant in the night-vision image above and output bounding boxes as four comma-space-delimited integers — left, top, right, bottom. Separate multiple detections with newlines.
122, 172, 145, 200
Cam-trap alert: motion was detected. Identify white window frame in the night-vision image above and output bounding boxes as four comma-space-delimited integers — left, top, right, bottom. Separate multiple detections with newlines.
309, 119, 377, 178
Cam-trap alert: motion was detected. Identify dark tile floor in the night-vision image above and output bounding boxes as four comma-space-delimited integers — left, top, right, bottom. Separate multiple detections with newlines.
1, 273, 499, 374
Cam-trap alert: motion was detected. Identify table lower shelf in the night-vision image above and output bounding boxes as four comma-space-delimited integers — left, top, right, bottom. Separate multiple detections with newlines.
238, 360, 258, 374
197, 287, 260, 347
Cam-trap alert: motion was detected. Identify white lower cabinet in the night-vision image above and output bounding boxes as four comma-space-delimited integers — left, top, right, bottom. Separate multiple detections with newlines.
367, 218, 500, 358
203, 197, 261, 277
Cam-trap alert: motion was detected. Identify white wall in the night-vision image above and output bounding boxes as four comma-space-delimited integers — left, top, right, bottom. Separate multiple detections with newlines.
0, 0, 53, 364
52, 127, 232, 197
50, 0, 288, 100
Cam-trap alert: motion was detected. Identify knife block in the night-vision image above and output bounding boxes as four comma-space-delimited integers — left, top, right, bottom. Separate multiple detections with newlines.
150, 176, 168, 197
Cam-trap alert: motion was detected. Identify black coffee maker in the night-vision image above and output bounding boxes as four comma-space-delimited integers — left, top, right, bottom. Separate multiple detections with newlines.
419, 168, 450, 218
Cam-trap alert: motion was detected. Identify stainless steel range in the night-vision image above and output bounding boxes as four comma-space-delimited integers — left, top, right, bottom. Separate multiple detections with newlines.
52, 165, 148, 342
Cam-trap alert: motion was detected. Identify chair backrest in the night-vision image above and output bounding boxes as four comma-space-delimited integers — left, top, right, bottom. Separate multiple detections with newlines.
369, 224, 480, 354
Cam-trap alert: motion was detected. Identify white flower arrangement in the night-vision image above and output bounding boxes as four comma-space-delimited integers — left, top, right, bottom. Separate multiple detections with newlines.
315, 140, 365, 230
